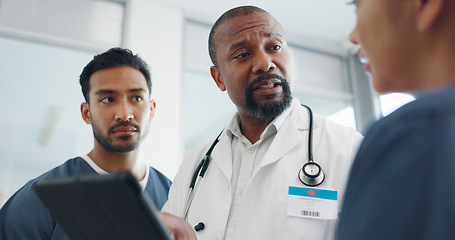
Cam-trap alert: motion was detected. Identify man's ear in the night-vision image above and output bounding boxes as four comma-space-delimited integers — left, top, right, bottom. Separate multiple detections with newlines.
416, 0, 444, 32
149, 99, 156, 120
81, 102, 91, 124
210, 66, 226, 91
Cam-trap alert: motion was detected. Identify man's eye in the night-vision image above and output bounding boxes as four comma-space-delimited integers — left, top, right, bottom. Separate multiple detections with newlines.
234, 52, 250, 59
133, 96, 143, 102
271, 45, 281, 51
100, 97, 114, 103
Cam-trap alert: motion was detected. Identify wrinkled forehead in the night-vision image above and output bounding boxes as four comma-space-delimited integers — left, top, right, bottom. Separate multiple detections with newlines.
216, 12, 284, 42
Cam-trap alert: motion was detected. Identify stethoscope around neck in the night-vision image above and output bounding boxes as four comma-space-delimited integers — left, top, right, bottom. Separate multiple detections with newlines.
183, 104, 325, 229
297, 105, 325, 187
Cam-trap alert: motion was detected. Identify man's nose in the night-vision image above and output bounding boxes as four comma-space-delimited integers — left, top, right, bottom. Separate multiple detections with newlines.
115, 101, 134, 122
252, 51, 276, 74
349, 25, 359, 45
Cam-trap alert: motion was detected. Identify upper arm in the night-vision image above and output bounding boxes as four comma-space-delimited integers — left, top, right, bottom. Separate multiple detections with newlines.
0, 182, 55, 240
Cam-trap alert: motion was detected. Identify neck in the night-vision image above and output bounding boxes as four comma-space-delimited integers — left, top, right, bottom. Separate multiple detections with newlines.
411, 39, 455, 91
238, 113, 272, 144
88, 146, 146, 181
409, 17, 455, 91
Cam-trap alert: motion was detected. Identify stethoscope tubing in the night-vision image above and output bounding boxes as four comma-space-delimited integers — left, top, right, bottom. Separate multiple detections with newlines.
183, 131, 222, 220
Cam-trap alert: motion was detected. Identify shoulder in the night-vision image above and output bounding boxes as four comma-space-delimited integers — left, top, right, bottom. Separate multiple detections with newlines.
315, 113, 361, 136
145, 166, 172, 210
287, 104, 363, 155
312, 113, 364, 150
148, 166, 172, 187
0, 177, 56, 239
176, 138, 215, 174
162, 140, 215, 214
183, 141, 215, 166
366, 86, 455, 146
338, 86, 455, 240
350, 85, 455, 182
291, 103, 362, 138
380, 85, 455, 125
4, 157, 89, 202
36, 157, 94, 179
0, 157, 93, 238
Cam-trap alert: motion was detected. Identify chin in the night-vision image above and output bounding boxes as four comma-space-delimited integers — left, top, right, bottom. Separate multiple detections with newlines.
371, 73, 392, 94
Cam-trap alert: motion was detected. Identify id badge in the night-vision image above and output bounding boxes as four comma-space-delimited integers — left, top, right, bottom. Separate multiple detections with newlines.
287, 186, 338, 220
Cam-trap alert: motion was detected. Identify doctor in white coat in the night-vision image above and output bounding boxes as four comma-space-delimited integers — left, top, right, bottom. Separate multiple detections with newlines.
163, 6, 363, 240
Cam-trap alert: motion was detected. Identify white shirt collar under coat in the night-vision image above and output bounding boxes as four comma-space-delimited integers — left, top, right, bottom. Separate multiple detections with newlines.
210, 98, 302, 181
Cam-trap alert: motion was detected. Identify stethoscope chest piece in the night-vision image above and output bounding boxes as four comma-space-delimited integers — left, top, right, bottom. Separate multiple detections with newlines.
298, 161, 325, 186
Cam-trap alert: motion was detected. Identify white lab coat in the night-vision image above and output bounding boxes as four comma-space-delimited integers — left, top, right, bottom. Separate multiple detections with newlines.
163, 99, 363, 240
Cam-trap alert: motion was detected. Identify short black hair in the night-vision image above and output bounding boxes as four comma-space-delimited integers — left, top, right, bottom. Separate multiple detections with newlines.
79, 47, 151, 103
208, 6, 268, 66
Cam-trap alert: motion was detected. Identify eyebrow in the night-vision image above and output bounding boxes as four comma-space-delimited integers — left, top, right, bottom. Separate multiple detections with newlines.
94, 88, 147, 95
229, 32, 284, 52
265, 32, 283, 38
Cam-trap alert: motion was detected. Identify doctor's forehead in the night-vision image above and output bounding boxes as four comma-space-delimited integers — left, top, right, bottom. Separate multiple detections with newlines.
209, 6, 276, 64
213, 12, 285, 55
222, 13, 282, 35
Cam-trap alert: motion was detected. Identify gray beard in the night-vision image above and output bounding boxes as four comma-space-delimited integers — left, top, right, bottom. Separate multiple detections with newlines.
244, 74, 293, 121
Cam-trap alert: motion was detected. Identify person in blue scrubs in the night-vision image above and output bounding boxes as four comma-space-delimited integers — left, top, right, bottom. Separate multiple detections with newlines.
0, 48, 193, 240
336, 0, 455, 239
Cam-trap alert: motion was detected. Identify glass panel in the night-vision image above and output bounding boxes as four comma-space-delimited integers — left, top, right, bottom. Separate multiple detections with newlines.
183, 22, 212, 68
0, 36, 96, 200
289, 45, 348, 94
183, 71, 236, 153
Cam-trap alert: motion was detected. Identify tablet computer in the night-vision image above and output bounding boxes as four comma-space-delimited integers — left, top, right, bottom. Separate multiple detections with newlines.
34, 172, 172, 240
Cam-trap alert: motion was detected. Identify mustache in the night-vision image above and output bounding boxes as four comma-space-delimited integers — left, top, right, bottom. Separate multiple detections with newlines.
245, 74, 288, 95
250, 73, 287, 86
108, 121, 140, 133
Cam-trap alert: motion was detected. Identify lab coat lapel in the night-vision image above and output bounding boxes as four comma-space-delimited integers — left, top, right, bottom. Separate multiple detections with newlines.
210, 133, 233, 182
258, 104, 312, 169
